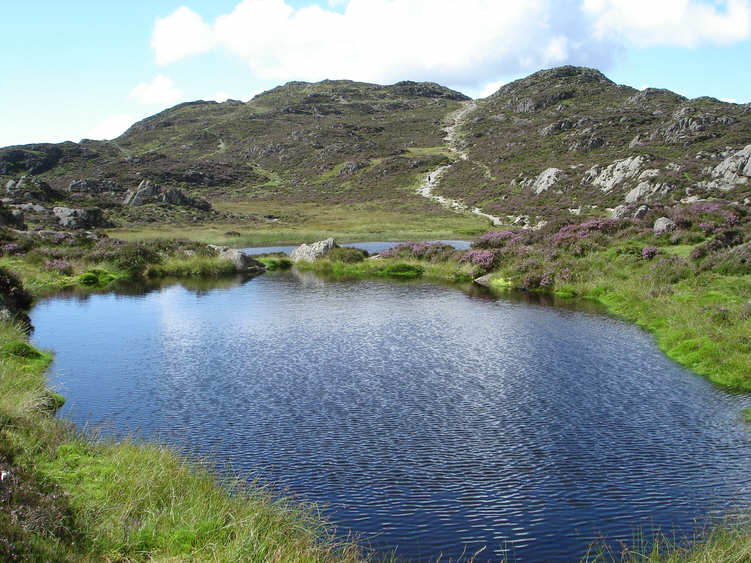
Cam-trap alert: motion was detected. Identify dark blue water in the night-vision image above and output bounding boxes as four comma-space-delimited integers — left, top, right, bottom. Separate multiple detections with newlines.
242, 239, 471, 255
30, 272, 751, 561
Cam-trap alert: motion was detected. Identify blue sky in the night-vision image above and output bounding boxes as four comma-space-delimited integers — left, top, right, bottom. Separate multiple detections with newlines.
2, 0, 750, 147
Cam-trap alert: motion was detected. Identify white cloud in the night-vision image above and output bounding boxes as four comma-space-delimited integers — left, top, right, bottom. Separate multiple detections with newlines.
130, 74, 184, 105
150, 0, 618, 87
721, 97, 739, 103
152, 6, 215, 65
149, 0, 751, 90
86, 114, 134, 140
583, 0, 751, 47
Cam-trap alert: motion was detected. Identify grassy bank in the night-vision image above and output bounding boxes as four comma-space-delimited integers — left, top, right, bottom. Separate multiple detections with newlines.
0, 231, 253, 295
0, 320, 370, 562
109, 201, 489, 247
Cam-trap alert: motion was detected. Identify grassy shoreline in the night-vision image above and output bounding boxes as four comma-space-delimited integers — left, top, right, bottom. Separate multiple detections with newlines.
0, 319, 372, 561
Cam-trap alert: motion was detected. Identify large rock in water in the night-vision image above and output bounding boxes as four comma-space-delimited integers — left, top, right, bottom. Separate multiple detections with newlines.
53, 207, 107, 229
290, 238, 338, 262
208, 245, 266, 274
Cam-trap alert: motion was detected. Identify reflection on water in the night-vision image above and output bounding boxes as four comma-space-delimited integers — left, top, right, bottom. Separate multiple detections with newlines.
243, 239, 472, 256
31, 271, 751, 562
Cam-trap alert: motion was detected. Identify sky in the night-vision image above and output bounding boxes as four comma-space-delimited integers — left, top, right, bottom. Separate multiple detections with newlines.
2, 0, 750, 147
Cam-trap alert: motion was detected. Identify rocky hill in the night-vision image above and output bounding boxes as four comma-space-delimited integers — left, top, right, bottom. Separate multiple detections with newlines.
437, 66, 751, 227
0, 80, 467, 229
0, 67, 749, 231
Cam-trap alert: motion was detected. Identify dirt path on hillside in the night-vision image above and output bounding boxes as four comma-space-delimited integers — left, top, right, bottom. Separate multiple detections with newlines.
416, 101, 502, 226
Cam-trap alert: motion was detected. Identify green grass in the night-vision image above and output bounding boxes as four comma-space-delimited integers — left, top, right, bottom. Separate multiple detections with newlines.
112, 201, 490, 247
146, 255, 238, 278
296, 256, 473, 283
0, 320, 372, 562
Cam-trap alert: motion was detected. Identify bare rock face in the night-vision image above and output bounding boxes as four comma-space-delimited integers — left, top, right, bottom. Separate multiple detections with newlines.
588, 156, 647, 192
653, 217, 676, 236
527, 168, 562, 194
290, 238, 338, 262
52, 207, 107, 229
706, 145, 751, 190
208, 245, 266, 274
123, 180, 160, 206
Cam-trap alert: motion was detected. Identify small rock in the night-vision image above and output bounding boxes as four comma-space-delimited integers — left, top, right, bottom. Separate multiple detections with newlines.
610, 205, 629, 219
209, 245, 266, 273
473, 273, 494, 287
633, 205, 650, 219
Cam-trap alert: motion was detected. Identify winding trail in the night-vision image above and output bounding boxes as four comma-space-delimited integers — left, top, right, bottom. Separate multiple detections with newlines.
416, 101, 503, 226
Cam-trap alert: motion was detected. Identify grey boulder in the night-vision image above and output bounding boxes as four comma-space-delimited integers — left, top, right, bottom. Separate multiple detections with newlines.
290, 238, 338, 262
53, 207, 107, 229
653, 217, 676, 236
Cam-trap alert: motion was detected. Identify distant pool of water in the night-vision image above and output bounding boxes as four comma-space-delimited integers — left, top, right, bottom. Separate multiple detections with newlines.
31, 271, 751, 561
241, 239, 471, 255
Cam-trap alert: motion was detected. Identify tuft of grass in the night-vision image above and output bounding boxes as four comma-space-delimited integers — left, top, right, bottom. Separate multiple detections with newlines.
258, 256, 293, 270
146, 255, 237, 278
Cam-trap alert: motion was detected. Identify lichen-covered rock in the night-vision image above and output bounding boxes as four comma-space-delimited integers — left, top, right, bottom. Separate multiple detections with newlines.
653, 217, 676, 236
290, 238, 338, 262
52, 207, 107, 229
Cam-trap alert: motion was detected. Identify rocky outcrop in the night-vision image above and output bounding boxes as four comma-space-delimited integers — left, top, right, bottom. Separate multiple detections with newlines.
653, 217, 676, 236
290, 238, 338, 262
339, 161, 366, 178
527, 168, 561, 194
705, 145, 751, 190
0, 204, 25, 229
586, 156, 646, 192
123, 180, 211, 210
208, 246, 266, 274
52, 207, 107, 229
123, 180, 160, 206
6, 176, 61, 202
68, 178, 126, 194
